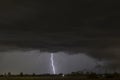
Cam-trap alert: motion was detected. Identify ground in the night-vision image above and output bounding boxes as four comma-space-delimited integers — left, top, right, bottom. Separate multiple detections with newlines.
0, 76, 119, 80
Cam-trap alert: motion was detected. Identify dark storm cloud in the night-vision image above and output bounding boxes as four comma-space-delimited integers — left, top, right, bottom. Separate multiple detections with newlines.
0, 0, 120, 68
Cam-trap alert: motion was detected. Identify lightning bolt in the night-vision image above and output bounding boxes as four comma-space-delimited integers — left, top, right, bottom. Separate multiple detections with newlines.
51, 53, 56, 74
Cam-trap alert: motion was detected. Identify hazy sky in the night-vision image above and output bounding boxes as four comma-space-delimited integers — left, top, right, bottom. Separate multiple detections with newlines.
0, 51, 101, 74
0, 0, 119, 74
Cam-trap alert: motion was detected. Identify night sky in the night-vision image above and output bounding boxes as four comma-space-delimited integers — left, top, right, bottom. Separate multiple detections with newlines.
0, 0, 119, 74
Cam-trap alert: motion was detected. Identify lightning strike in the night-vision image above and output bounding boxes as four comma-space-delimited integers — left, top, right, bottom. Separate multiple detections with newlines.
51, 53, 56, 74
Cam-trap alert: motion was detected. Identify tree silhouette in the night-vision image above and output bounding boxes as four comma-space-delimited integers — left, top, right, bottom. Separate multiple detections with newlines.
20, 72, 23, 76
32, 73, 36, 76
8, 72, 11, 76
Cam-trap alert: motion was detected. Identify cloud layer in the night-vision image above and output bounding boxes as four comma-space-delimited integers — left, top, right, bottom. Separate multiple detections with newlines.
0, 0, 120, 69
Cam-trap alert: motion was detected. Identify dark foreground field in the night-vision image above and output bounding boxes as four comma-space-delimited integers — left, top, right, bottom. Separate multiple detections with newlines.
0, 77, 120, 80
0, 72, 120, 80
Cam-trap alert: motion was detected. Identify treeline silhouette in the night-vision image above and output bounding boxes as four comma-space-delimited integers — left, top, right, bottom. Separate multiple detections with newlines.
0, 72, 120, 80
0, 71, 120, 79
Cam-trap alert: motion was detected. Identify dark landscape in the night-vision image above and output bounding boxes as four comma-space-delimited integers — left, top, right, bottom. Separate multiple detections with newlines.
0, 72, 120, 80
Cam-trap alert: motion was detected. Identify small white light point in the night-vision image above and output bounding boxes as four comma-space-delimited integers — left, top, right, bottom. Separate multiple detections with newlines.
62, 74, 65, 77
